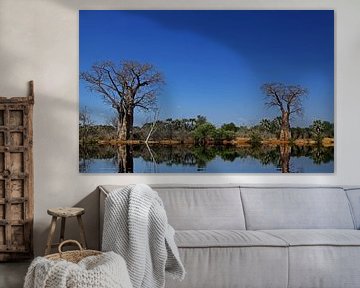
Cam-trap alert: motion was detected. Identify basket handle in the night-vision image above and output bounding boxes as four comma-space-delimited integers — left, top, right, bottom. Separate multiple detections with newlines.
58, 240, 83, 255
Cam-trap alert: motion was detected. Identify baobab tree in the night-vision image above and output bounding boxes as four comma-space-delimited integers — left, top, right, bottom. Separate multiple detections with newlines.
80, 60, 164, 141
262, 83, 308, 141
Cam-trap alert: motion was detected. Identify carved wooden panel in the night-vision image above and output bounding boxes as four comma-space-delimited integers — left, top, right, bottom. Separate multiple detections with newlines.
0, 81, 34, 261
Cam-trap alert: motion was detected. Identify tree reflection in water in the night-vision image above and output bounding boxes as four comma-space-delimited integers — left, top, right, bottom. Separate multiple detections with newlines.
79, 144, 334, 173
117, 145, 134, 173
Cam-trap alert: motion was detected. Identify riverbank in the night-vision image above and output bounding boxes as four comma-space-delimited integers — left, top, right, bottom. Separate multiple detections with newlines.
97, 137, 334, 147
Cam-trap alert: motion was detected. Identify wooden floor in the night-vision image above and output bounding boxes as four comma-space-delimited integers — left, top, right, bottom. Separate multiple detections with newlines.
0, 261, 30, 288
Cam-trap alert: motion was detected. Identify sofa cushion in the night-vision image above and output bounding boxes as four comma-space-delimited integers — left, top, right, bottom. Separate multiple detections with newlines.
261, 230, 360, 288
165, 247, 288, 288
241, 187, 355, 230
100, 185, 246, 230
154, 186, 246, 230
262, 229, 360, 246
287, 246, 360, 288
175, 230, 287, 248
345, 188, 360, 229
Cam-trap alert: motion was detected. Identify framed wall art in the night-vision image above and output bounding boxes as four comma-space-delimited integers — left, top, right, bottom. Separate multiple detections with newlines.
79, 10, 334, 173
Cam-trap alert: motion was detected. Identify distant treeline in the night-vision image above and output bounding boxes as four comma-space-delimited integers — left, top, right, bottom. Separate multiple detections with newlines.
79, 115, 334, 145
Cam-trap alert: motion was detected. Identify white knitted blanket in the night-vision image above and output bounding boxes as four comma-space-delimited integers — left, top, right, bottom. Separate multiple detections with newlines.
102, 184, 185, 288
24, 251, 132, 288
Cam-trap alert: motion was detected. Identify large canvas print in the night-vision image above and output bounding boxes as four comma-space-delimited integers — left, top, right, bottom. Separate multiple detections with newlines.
79, 10, 334, 173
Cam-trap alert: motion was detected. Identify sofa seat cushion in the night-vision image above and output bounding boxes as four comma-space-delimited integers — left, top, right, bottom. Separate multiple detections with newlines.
175, 230, 288, 248
260, 230, 360, 288
165, 246, 289, 288
262, 229, 360, 246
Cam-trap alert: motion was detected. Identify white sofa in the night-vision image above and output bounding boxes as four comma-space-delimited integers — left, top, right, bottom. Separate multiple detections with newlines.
99, 185, 360, 288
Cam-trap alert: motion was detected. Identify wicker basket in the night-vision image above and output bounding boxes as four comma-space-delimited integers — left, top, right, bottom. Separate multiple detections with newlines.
45, 240, 102, 263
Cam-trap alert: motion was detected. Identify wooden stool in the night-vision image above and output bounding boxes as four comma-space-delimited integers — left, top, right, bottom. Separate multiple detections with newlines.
45, 207, 87, 255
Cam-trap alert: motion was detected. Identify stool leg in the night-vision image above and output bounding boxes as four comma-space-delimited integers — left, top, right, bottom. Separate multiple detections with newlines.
45, 216, 57, 255
60, 217, 66, 243
77, 215, 87, 249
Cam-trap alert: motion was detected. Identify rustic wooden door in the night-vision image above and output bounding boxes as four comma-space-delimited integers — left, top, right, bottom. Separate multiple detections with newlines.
0, 82, 34, 261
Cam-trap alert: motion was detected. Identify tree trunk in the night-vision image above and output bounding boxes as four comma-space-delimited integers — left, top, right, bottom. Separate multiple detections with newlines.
117, 107, 134, 141
279, 111, 291, 141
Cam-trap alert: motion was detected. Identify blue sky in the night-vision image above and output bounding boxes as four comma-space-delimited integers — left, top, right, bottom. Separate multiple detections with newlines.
79, 10, 334, 127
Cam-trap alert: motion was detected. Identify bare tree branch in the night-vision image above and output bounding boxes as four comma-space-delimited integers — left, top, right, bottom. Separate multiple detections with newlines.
80, 60, 164, 140
261, 82, 308, 141
262, 83, 307, 115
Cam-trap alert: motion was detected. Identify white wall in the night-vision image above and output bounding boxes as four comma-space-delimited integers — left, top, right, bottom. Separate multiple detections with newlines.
0, 0, 359, 256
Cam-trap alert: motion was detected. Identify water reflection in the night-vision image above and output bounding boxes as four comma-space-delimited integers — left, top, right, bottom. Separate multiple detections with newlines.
79, 144, 334, 173
117, 145, 134, 173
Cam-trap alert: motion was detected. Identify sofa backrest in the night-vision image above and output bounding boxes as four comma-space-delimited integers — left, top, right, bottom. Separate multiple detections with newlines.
240, 187, 355, 230
345, 188, 360, 229
154, 186, 246, 230
100, 185, 358, 231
